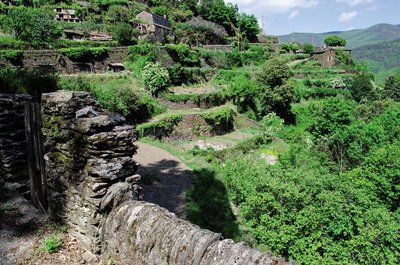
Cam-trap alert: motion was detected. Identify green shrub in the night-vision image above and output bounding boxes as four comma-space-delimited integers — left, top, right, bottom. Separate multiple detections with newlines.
213, 69, 251, 85
201, 107, 234, 125
41, 234, 62, 253
163, 91, 228, 106
137, 114, 182, 138
129, 44, 159, 59
59, 47, 108, 61
0, 49, 23, 64
142, 62, 170, 96
165, 43, 200, 66
229, 75, 259, 117
0, 67, 58, 97
59, 75, 165, 123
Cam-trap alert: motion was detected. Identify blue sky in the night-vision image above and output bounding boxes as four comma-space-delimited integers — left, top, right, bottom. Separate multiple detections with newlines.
226, 0, 400, 35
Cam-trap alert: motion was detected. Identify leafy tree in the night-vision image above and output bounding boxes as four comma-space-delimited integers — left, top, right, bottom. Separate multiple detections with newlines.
112, 23, 138, 46
324, 35, 346, 47
349, 72, 377, 102
105, 5, 130, 24
199, 0, 238, 35
348, 141, 400, 211
256, 58, 294, 120
257, 57, 290, 88
303, 43, 314, 54
237, 13, 260, 43
383, 74, 400, 101
280, 43, 298, 53
2, 6, 61, 46
142, 62, 170, 96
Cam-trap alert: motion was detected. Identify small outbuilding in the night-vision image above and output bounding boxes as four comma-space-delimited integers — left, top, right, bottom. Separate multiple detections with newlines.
108, 63, 125, 73
312, 46, 351, 67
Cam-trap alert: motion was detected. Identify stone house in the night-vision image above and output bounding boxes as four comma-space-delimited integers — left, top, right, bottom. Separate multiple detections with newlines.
54, 7, 80, 22
136, 11, 173, 44
313, 46, 351, 67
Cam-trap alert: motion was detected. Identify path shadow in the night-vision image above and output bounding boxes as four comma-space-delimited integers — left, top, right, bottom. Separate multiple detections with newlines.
186, 168, 240, 240
136, 159, 193, 219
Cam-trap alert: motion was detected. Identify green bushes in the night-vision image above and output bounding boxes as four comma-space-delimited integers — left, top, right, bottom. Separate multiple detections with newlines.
0, 67, 58, 97
127, 44, 160, 76
200, 106, 234, 125
59, 75, 165, 123
142, 62, 170, 96
165, 43, 200, 67
59, 47, 108, 61
0, 35, 26, 49
162, 91, 228, 106
137, 114, 182, 138
0, 49, 23, 64
212, 144, 399, 264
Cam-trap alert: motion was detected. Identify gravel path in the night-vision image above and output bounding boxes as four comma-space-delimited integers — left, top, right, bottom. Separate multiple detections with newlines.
133, 142, 194, 219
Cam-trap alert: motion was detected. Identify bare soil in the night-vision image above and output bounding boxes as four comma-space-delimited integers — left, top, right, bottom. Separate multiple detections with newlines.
0, 192, 93, 265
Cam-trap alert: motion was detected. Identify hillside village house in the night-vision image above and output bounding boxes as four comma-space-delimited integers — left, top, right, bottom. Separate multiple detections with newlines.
54, 7, 80, 22
313, 46, 351, 67
136, 11, 173, 44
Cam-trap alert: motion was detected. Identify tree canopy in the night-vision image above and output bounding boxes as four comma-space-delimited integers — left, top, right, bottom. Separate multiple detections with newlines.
324, 35, 346, 47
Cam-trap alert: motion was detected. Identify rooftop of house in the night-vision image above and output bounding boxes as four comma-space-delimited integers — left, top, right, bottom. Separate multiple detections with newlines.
313, 46, 352, 54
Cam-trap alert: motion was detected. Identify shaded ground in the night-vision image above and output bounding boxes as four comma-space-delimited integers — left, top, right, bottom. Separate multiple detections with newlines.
133, 142, 194, 219
0, 192, 94, 265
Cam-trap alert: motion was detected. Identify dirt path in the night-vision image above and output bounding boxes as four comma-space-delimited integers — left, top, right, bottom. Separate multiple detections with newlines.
133, 142, 193, 219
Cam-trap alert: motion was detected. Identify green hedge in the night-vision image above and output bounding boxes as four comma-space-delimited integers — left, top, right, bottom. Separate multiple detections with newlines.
200, 106, 234, 125
59, 47, 109, 61
165, 43, 200, 67
0, 49, 23, 64
137, 114, 182, 138
162, 91, 228, 105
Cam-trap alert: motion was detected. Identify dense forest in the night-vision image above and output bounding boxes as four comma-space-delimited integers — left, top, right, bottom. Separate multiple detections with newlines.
0, 0, 400, 264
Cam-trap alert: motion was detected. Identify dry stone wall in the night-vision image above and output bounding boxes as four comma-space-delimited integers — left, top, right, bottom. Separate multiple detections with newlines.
41, 91, 140, 253
1, 47, 129, 74
42, 91, 293, 264
0, 94, 33, 193
102, 200, 293, 265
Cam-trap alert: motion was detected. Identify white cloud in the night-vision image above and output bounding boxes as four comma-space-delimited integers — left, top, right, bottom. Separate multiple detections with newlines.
226, 0, 319, 13
336, 0, 375, 6
338, 11, 358, 22
288, 10, 300, 20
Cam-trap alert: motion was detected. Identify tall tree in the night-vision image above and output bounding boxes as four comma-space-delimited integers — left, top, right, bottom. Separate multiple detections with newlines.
3, 6, 61, 46
237, 13, 260, 43
324, 35, 346, 46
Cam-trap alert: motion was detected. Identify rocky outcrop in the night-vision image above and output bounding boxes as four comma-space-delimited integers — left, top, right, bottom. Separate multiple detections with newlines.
0, 94, 33, 193
41, 91, 140, 253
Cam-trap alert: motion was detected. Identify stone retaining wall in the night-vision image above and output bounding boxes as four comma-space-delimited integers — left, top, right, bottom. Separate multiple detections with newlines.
102, 200, 293, 265
42, 91, 140, 253
1, 47, 129, 74
0, 94, 33, 193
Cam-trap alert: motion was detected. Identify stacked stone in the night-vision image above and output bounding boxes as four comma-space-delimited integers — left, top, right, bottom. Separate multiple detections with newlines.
0, 94, 32, 192
102, 200, 294, 265
41, 91, 140, 254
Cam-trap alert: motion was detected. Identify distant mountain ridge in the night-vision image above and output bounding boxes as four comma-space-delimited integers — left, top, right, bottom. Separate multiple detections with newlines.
277, 23, 400, 49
